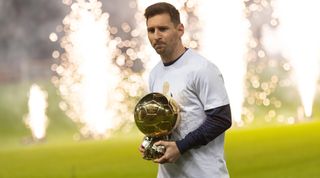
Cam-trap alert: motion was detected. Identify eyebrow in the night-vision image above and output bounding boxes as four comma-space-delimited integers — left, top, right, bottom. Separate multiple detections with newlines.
147, 25, 169, 29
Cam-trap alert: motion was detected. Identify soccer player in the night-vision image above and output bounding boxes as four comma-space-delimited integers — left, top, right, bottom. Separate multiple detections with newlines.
139, 2, 232, 178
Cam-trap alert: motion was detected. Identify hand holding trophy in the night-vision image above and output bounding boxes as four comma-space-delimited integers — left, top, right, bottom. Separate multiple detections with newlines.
134, 92, 180, 160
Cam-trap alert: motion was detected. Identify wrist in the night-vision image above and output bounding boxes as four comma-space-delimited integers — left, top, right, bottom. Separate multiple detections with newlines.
175, 139, 190, 154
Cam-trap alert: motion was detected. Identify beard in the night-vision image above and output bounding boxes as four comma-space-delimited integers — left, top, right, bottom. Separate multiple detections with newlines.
153, 43, 166, 54
155, 47, 165, 54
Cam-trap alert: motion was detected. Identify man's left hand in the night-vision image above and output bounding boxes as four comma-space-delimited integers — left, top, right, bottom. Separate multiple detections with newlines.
153, 141, 181, 164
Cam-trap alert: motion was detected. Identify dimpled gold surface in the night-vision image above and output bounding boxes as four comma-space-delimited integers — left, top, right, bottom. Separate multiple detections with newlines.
134, 93, 179, 137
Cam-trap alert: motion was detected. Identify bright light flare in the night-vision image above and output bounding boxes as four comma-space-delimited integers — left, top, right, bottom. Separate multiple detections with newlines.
197, 0, 250, 126
54, 0, 121, 138
273, 0, 320, 117
24, 84, 48, 140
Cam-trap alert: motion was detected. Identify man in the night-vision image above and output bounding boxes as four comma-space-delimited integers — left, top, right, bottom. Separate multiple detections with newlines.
139, 2, 232, 178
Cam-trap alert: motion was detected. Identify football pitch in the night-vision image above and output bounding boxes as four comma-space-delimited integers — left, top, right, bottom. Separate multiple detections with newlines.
0, 121, 319, 178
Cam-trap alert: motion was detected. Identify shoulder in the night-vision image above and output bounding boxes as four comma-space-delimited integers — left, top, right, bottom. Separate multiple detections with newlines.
187, 49, 222, 78
149, 61, 163, 77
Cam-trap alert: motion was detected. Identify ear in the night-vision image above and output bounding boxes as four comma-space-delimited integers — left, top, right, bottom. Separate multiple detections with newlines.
177, 23, 184, 36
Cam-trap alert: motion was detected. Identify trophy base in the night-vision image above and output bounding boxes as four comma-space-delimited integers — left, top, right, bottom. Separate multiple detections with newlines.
141, 135, 169, 160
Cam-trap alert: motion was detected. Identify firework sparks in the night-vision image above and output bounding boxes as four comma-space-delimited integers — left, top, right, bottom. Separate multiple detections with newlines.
197, 0, 250, 126
272, 0, 320, 117
24, 84, 48, 140
52, 0, 122, 138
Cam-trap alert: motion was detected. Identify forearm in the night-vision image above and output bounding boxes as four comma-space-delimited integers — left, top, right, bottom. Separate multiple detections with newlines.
175, 104, 232, 154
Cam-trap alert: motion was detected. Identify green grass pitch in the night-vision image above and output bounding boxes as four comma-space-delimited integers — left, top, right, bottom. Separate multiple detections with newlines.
0, 121, 319, 178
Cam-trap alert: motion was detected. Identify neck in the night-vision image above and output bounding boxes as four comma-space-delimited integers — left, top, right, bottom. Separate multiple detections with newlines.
161, 44, 186, 64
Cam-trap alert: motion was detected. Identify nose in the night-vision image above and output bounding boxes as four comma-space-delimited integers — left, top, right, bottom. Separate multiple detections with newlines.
154, 29, 162, 39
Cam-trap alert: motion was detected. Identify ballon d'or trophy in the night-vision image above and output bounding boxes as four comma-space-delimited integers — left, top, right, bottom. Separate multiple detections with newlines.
134, 92, 180, 160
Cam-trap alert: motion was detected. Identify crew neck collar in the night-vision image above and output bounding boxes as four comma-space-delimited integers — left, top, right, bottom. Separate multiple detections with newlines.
163, 48, 189, 67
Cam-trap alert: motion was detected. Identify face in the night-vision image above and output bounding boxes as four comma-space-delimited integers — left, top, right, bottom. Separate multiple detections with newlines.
146, 13, 184, 58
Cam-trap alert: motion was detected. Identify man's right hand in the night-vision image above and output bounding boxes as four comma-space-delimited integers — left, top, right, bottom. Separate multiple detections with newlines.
139, 145, 145, 157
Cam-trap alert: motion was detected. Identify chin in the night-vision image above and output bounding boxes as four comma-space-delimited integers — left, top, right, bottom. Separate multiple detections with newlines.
155, 48, 165, 54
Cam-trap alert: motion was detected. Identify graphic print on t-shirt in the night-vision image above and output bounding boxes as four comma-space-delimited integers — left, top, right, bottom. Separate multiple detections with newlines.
162, 81, 170, 96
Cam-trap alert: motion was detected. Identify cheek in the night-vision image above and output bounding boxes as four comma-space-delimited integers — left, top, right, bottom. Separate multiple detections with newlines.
167, 35, 177, 44
168, 33, 178, 41
148, 34, 154, 42
147, 36, 153, 43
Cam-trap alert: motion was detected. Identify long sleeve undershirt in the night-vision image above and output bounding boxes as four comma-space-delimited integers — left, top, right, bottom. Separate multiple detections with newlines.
175, 104, 232, 154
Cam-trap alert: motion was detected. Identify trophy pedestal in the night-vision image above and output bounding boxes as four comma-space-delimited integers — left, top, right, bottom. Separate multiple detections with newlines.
141, 135, 169, 160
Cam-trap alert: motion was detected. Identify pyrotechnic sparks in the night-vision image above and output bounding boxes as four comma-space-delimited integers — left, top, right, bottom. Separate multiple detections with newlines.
50, 0, 319, 131
196, 0, 250, 126
52, 0, 123, 138
270, 0, 320, 117
24, 84, 48, 140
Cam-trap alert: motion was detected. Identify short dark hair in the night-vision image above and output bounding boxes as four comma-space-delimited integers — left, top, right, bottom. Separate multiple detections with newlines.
144, 2, 181, 26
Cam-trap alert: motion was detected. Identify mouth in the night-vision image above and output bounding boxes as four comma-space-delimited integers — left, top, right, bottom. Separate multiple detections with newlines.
154, 43, 165, 49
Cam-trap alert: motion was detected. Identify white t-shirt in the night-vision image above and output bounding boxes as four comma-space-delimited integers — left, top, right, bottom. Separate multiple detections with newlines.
149, 49, 230, 178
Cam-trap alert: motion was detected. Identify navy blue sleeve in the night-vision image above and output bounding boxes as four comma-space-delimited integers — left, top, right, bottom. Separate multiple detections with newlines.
175, 104, 232, 154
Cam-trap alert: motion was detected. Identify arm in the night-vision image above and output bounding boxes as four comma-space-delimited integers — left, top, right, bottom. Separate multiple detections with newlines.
176, 104, 232, 154
153, 104, 232, 163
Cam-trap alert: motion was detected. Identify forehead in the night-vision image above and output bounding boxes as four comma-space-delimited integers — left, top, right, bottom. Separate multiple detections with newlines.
147, 13, 174, 28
